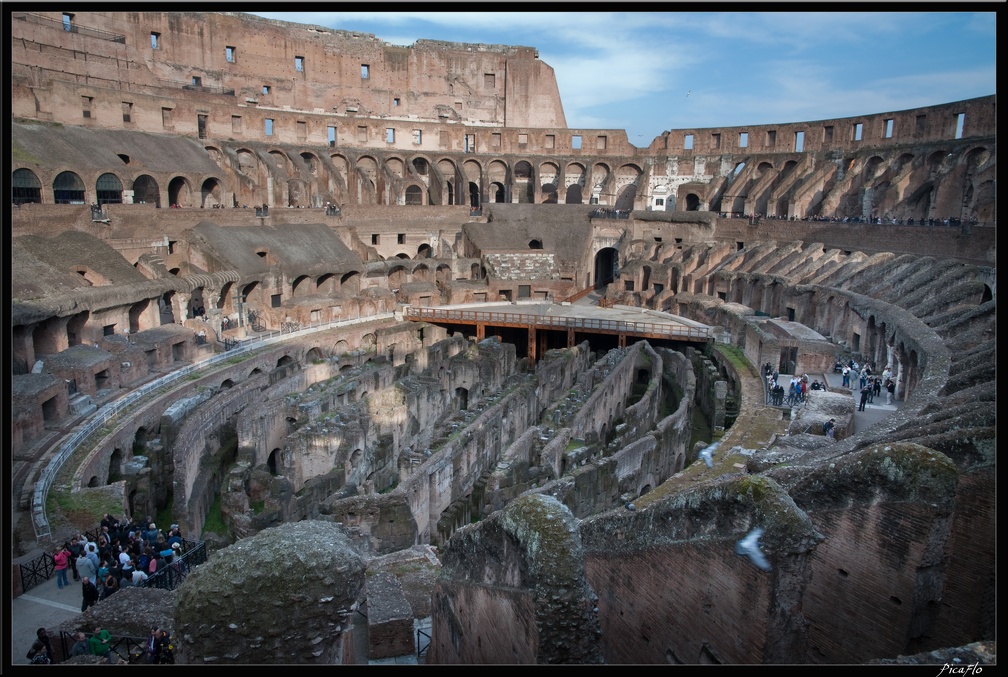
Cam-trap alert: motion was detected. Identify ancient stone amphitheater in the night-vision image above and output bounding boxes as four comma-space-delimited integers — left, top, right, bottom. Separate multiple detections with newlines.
11, 11, 995, 665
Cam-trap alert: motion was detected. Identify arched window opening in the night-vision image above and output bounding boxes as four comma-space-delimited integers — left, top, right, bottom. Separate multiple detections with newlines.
96, 173, 123, 205
132, 175, 161, 207
53, 171, 85, 204
13, 168, 42, 204
405, 185, 423, 205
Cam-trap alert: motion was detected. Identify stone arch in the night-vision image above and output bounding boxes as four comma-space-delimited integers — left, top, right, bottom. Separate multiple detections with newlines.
340, 271, 361, 295
894, 152, 916, 175
684, 193, 701, 211
292, 274, 311, 297
437, 158, 458, 205
316, 272, 337, 294
514, 160, 534, 203
386, 156, 405, 180
594, 247, 619, 289
12, 168, 42, 204
128, 299, 150, 333
241, 280, 261, 308
53, 170, 85, 204
66, 310, 89, 346
287, 178, 308, 207
168, 176, 192, 207
133, 426, 150, 451
417, 243, 433, 259
591, 162, 611, 204
108, 447, 124, 482
268, 149, 291, 175
96, 172, 124, 205
236, 149, 258, 176
614, 163, 642, 211
268, 448, 281, 475
926, 149, 950, 174
201, 177, 222, 207
300, 151, 320, 175
405, 184, 423, 205
463, 159, 482, 207
216, 281, 234, 311
564, 162, 586, 204
388, 264, 408, 289
305, 346, 324, 362
356, 155, 379, 204
436, 264, 453, 285
160, 288, 178, 324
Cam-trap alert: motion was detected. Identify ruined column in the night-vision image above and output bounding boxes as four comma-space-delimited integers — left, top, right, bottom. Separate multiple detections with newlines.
173, 292, 191, 324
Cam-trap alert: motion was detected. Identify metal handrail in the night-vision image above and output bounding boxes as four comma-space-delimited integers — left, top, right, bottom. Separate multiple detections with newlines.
31, 313, 393, 541
12, 12, 126, 43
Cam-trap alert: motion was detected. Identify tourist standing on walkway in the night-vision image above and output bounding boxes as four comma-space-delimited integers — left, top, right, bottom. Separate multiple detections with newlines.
81, 576, 100, 612
53, 544, 71, 589
859, 383, 871, 411
886, 379, 895, 405
76, 548, 97, 586
68, 536, 83, 581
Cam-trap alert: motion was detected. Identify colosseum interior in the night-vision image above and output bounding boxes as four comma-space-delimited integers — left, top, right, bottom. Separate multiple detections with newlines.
10, 10, 996, 665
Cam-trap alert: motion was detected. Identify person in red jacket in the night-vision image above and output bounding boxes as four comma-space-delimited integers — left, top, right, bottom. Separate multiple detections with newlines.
53, 544, 71, 589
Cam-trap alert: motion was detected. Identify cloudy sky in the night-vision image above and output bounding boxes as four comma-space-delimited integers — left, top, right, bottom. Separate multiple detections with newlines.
251, 11, 996, 146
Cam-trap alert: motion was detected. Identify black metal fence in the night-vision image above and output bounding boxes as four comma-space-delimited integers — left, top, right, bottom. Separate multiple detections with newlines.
19, 534, 205, 595
139, 541, 207, 591
55, 629, 153, 664
416, 627, 430, 659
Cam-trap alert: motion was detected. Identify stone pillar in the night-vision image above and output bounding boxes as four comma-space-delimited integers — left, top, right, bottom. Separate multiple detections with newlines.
893, 356, 904, 402
173, 292, 191, 324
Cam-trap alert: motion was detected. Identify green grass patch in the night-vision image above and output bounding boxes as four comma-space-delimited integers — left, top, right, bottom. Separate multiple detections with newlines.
50, 489, 122, 531
715, 343, 757, 377
202, 494, 228, 535
12, 143, 42, 165
155, 505, 174, 530
250, 500, 266, 514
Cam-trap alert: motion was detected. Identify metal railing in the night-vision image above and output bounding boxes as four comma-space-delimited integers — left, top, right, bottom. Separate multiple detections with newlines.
19, 536, 204, 593
57, 629, 150, 663
140, 541, 207, 590
403, 306, 712, 341
13, 12, 127, 43
416, 627, 430, 658
31, 314, 393, 541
